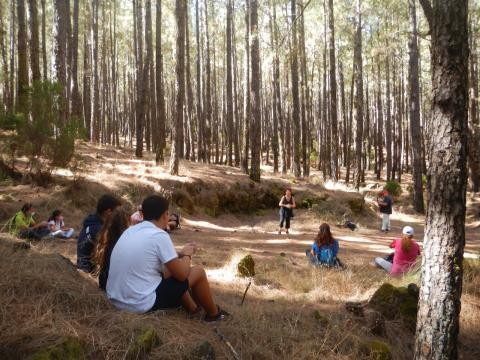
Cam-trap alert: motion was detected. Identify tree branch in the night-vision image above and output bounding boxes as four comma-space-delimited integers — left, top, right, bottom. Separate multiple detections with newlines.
419, 0, 433, 32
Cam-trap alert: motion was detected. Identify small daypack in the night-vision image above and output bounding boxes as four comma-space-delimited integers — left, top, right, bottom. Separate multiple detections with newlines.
318, 246, 335, 266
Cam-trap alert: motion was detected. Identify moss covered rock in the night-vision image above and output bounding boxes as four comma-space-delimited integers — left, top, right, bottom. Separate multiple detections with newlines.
29, 337, 84, 360
237, 255, 255, 277
126, 328, 161, 360
369, 283, 418, 331
187, 341, 215, 360
313, 310, 329, 326
361, 340, 392, 360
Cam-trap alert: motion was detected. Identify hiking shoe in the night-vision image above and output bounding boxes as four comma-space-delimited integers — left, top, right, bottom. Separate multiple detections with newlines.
204, 306, 230, 323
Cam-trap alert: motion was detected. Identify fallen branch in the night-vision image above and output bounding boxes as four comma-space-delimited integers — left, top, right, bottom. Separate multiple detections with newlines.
214, 328, 241, 360
240, 280, 252, 306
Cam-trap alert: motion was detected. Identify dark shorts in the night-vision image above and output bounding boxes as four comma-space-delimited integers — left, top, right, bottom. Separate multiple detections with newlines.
149, 277, 189, 312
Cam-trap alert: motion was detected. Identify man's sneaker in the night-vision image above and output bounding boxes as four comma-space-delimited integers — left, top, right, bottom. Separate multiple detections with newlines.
204, 306, 230, 323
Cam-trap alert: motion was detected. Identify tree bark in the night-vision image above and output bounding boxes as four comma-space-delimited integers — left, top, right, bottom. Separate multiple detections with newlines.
242, 0, 250, 173
353, 0, 364, 190
71, 0, 83, 122
53, 0, 68, 124
328, 0, 338, 180
170, 0, 186, 175
249, 0, 261, 182
28, 0, 40, 82
408, 0, 425, 213
16, 0, 29, 116
414, 1, 469, 359
290, 0, 301, 178
155, 0, 166, 163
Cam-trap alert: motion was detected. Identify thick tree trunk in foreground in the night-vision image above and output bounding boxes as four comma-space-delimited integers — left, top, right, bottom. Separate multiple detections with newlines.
170, 0, 186, 175
249, 0, 261, 182
408, 0, 425, 213
28, 0, 41, 82
414, 1, 469, 359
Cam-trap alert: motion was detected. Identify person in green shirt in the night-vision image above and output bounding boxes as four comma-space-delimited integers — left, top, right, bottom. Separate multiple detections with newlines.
9, 203, 49, 240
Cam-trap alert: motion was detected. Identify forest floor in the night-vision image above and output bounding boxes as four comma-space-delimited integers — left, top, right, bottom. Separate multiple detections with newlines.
0, 140, 479, 359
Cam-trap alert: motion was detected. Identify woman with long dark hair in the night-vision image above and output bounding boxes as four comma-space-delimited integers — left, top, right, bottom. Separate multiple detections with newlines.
278, 188, 296, 234
93, 208, 131, 290
306, 223, 343, 267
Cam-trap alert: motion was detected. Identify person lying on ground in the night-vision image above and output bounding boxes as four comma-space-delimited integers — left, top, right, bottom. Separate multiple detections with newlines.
278, 188, 296, 234
374, 226, 420, 276
106, 195, 229, 322
306, 223, 344, 268
8, 203, 50, 240
77, 194, 121, 273
130, 205, 143, 225
47, 209, 75, 239
93, 208, 130, 291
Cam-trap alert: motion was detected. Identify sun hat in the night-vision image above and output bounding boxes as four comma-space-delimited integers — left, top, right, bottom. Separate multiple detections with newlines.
402, 226, 414, 236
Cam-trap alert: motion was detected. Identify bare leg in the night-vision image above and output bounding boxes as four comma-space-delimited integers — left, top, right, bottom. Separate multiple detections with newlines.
163, 268, 198, 313
188, 266, 218, 316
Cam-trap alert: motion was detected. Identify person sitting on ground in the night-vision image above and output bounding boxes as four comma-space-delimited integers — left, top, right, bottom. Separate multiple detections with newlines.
306, 223, 343, 268
165, 213, 180, 233
278, 188, 296, 234
377, 189, 393, 232
130, 205, 143, 225
77, 194, 121, 273
107, 195, 229, 322
8, 203, 50, 240
47, 209, 75, 239
93, 208, 130, 291
374, 226, 421, 276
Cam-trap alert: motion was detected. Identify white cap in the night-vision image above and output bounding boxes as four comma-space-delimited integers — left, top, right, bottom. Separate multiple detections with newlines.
403, 226, 414, 236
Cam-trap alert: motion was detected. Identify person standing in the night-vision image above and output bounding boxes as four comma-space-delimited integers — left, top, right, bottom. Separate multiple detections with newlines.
377, 189, 393, 232
278, 188, 296, 234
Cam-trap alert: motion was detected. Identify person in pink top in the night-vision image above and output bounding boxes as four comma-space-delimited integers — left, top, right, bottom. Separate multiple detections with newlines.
375, 226, 421, 276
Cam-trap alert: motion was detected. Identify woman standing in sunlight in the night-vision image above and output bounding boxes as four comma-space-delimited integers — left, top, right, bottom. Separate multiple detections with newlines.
278, 188, 296, 234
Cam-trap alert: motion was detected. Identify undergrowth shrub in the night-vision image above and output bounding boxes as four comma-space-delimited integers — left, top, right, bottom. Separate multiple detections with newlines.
384, 180, 402, 197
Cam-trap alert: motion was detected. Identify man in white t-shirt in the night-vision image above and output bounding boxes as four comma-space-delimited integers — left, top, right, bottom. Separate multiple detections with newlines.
107, 195, 229, 322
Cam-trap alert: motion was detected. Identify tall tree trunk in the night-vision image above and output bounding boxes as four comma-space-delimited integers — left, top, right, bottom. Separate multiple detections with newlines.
146, 0, 155, 154
299, 1, 308, 177
16, 0, 28, 116
415, 1, 469, 359
135, 0, 145, 157
225, 0, 234, 166
385, 53, 393, 181
53, 0, 68, 124
83, 3, 91, 140
328, 0, 338, 180
92, 0, 100, 141
170, 0, 186, 175
195, 0, 204, 163
203, 0, 212, 163
71, 0, 82, 122
28, 0, 40, 82
242, 0, 250, 173
468, 18, 480, 192
376, 61, 384, 179
408, 0, 425, 213
184, 5, 193, 160
290, 0, 301, 178
155, 0, 166, 163
353, 0, 364, 190
249, 0, 261, 182
41, 0, 46, 81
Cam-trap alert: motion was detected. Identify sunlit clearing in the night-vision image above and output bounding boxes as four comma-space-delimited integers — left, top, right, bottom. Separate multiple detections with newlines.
323, 179, 356, 192
206, 253, 250, 284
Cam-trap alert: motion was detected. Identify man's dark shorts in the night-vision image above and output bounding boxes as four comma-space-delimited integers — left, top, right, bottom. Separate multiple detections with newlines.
149, 277, 189, 311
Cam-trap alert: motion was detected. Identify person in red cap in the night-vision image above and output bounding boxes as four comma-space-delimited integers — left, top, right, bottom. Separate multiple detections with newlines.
377, 189, 393, 232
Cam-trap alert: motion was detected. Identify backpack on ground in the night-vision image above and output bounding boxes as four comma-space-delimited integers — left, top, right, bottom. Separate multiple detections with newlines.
169, 213, 180, 229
